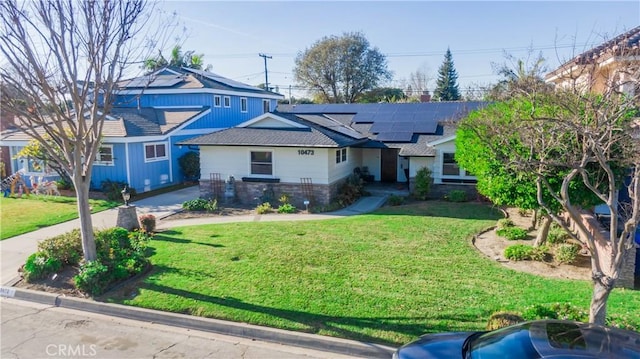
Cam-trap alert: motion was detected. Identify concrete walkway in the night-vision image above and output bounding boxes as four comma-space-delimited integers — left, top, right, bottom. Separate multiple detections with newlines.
1, 186, 387, 285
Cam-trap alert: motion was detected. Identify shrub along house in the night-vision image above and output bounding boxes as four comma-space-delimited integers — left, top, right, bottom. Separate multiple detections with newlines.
179, 102, 486, 207
0, 67, 283, 193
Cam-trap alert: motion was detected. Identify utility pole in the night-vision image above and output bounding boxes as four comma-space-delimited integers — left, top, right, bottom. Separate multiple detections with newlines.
259, 53, 272, 91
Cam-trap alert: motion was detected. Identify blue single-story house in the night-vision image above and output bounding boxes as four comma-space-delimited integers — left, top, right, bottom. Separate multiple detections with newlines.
0, 67, 283, 193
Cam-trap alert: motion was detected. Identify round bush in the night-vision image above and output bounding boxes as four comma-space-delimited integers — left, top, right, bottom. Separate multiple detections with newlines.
413, 167, 433, 200
547, 226, 570, 244
277, 203, 296, 213
504, 244, 533, 261
23, 252, 62, 282
37, 229, 82, 265
496, 226, 528, 240
555, 243, 579, 264
387, 194, 405, 206
496, 218, 514, 230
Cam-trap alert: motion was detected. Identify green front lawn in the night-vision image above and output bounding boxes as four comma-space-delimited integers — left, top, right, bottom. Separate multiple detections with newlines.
107, 201, 640, 346
0, 196, 117, 240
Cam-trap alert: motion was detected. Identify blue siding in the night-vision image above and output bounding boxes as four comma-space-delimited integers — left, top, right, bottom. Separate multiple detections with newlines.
126, 142, 173, 193
170, 135, 202, 182
90, 143, 128, 190
111, 93, 277, 129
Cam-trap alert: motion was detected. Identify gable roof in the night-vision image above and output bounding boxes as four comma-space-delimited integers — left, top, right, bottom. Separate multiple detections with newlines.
546, 26, 640, 81
0, 106, 210, 142
182, 102, 486, 156
181, 112, 367, 148
109, 107, 210, 136
119, 67, 281, 97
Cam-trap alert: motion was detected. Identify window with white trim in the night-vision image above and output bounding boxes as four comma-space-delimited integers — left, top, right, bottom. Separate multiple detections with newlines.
223, 96, 231, 108
335, 148, 347, 164
214, 95, 221, 107
144, 142, 168, 162
250, 151, 272, 175
262, 99, 270, 113
94, 145, 114, 166
240, 97, 248, 112
442, 153, 460, 176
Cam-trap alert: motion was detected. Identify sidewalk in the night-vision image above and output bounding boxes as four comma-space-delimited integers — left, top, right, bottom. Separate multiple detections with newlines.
1, 187, 387, 285
1, 186, 201, 285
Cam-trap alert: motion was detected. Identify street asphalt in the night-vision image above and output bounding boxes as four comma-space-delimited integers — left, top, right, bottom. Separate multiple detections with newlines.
0, 186, 394, 358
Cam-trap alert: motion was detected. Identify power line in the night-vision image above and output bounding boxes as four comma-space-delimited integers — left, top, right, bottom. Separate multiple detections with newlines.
201, 42, 595, 60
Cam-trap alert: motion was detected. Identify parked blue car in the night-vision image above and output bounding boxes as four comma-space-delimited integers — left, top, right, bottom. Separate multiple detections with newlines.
393, 320, 640, 358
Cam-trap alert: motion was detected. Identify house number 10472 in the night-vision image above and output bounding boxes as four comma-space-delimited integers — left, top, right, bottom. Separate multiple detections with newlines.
298, 149, 314, 155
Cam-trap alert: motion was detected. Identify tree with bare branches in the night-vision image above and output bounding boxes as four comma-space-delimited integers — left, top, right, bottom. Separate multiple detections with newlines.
458, 46, 640, 324
0, 0, 157, 261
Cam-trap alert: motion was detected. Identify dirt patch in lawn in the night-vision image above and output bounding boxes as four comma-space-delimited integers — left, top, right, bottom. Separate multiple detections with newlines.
473, 207, 591, 281
14, 265, 87, 297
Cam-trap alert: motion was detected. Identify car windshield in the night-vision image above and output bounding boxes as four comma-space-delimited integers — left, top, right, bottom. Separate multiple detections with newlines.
467, 323, 541, 359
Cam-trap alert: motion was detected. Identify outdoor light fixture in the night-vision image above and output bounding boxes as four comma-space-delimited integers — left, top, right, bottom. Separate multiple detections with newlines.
304, 199, 310, 212
121, 186, 131, 206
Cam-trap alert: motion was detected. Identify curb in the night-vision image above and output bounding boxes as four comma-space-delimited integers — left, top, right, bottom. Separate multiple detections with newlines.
2, 287, 396, 358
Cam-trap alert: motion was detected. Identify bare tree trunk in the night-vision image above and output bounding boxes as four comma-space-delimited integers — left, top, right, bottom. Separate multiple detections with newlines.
590, 277, 613, 325
533, 214, 551, 247
75, 180, 97, 261
531, 209, 538, 230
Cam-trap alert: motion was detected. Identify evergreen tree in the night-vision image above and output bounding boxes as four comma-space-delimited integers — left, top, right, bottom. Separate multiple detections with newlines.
433, 48, 461, 101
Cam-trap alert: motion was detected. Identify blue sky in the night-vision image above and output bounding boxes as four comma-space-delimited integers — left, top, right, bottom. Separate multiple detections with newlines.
157, 1, 639, 98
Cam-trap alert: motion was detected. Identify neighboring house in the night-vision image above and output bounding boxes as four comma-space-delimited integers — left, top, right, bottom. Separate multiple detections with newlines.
546, 26, 640, 289
545, 25, 640, 95
0, 67, 283, 193
180, 102, 486, 207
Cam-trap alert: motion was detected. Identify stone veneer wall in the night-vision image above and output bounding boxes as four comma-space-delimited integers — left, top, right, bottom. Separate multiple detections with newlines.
199, 179, 344, 209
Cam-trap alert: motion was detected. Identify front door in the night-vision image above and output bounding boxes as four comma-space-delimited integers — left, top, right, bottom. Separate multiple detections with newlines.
381, 148, 398, 183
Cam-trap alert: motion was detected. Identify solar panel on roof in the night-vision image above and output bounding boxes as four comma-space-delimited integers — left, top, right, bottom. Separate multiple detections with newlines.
297, 114, 365, 139
375, 132, 413, 142
391, 122, 414, 131
369, 122, 394, 132
352, 113, 375, 123
185, 68, 262, 91
124, 75, 183, 88
330, 126, 366, 139
413, 121, 439, 134
149, 77, 183, 88
297, 114, 339, 128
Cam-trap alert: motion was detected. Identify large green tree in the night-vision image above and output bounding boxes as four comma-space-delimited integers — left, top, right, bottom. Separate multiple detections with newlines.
294, 32, 391, 103
0, 0, 156, 261
457, 54, 559, 242
457, 78, 639, 325
145, 45, 210, 72
433, 48, 461, 101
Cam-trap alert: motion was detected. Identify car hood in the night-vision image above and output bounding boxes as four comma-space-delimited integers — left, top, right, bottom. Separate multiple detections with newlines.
395, 331, 476, 359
